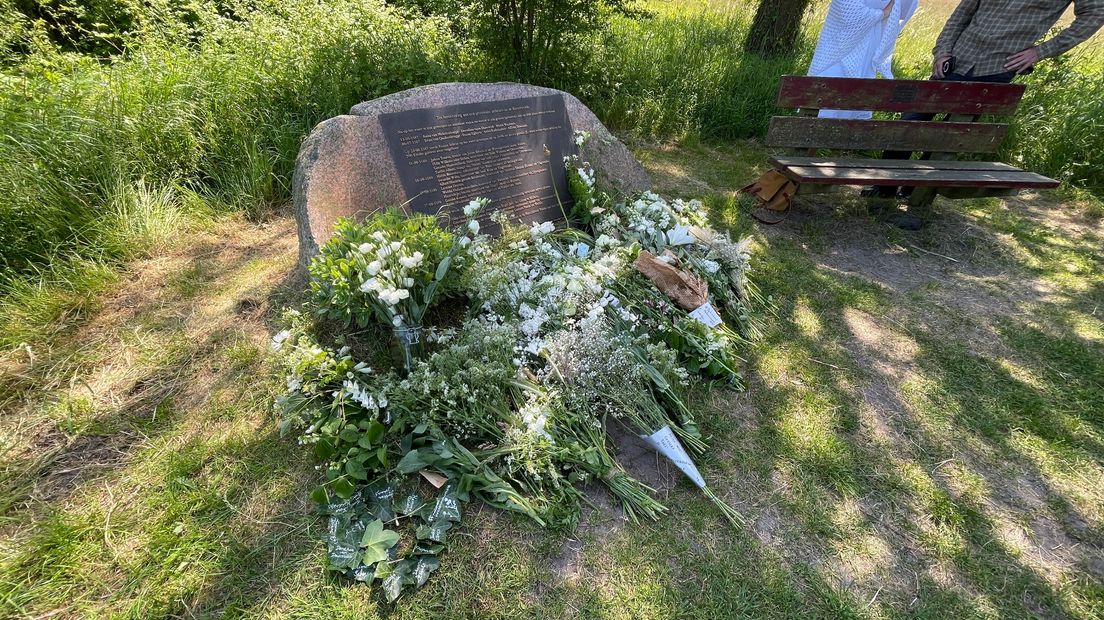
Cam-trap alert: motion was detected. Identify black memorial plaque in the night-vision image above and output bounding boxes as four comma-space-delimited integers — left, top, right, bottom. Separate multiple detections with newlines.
378, 94, 575, 233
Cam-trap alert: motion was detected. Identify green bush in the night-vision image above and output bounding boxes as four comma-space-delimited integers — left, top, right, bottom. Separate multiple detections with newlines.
465, 0, 638, 83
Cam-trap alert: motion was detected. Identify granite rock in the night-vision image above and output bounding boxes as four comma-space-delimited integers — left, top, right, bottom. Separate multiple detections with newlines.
293, 82, 650, 268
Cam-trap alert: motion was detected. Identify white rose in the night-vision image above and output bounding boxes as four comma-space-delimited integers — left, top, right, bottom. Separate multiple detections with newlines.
366, 260, 381, 276
468, 220, 480, 234
459, 236, 471, 248
357, 243, 373, 254
463, 200, 481, 216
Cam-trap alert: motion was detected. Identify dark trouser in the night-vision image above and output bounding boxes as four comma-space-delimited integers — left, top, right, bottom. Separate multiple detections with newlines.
874, 69, 1019, 198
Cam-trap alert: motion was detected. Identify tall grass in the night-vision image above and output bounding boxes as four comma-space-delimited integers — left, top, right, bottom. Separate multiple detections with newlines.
0, 0, 461, 276
577, 6, 809, 140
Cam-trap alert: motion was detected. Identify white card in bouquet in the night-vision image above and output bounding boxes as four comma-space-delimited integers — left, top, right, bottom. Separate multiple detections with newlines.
688, 303, 723, 328
640, 425, 706, 488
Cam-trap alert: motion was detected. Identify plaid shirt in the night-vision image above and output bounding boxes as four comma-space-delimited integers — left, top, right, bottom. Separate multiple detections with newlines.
934, 0, 1104, 77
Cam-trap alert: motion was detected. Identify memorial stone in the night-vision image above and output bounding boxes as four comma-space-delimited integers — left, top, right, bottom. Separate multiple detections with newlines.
293, 82, 650, 268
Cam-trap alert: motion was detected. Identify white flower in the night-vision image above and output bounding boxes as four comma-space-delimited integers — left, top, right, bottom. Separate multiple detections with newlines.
372, 231, 386, 242
459, 236, 471, 248
666, 225, 693, 246
366, 260, 382, 276
403, 277, 414, 287
399, 252, 424, 269
702, 259, 721, 274
595, 234, 618, 249
359, 278, 380, 293
286, 375, 302, 392
270, 330, 291, 351
530, 221, 555, 239
463, 200, 482, 216
357, 243, 373, 254
392, 315, 404, 327
389, 241, 402, 253
468, 220, 480, 234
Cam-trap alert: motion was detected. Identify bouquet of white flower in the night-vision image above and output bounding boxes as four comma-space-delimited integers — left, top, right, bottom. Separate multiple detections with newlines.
308, 202, 486, 370
273, 170, 764, 601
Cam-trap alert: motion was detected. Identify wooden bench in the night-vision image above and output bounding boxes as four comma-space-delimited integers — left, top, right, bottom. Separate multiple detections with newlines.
764, 76, 1059, 218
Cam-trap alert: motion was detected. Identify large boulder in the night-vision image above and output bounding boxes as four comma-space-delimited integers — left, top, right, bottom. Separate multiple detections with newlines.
293, 82, 651, 268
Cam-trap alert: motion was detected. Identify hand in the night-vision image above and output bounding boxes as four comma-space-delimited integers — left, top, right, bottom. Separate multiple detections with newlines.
883, 0, 895, 18
1005, 46, 1041, 73
933, 54, 952, 78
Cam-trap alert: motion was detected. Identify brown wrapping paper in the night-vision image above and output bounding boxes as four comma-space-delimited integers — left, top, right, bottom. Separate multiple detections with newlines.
633, 250, 710, 311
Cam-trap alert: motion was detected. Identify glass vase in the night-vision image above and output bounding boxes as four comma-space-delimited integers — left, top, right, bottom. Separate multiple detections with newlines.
392, 324, 424, 372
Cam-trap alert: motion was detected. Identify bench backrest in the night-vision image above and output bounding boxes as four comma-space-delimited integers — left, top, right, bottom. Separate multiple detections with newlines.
767, 76, 1026, 154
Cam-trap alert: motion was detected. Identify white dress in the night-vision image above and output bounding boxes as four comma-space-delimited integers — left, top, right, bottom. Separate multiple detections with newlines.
808, 0, 919, 119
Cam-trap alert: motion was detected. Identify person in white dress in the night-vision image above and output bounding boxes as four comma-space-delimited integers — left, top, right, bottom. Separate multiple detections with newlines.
807, 0, 919, 118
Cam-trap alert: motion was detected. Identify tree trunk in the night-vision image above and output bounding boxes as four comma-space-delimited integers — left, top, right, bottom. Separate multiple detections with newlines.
744, 0, 814, 57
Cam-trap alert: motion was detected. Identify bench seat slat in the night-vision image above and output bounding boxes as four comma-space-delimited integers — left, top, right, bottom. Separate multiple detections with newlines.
770, 157, 1059, 189
768, 117, 1007, 153
776, 76, 1026, 115
771, 157, 1024, 173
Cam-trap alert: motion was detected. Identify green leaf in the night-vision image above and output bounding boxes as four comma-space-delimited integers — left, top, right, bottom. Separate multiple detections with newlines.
345, 458, 368, 481
416, 519, 452, 543
434, 255, 452, 282
339, 427, 360, 443
331, 476, 355, 499
310, 485, 329, 505
366, 420, 385, 444
413, 555, 440, 587
396, 449, 433, 474
313, 438, 336, 461
397, 492, 425, 515
360, 519, 401, 565
324, 515, 363, 570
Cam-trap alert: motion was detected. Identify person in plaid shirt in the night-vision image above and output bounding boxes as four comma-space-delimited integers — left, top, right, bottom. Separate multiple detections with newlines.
867, 0, 1104, 212
933, 0, 1104, 82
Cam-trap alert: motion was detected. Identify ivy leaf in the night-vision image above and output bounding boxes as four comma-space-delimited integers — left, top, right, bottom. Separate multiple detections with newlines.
413, 541, 445, 555
396, 449, 433, 474
413, 555, 440, 587
416, 519, 452, 543
325, 515, 364, 570
360, 519, 401, 566
397, 493, 425, 515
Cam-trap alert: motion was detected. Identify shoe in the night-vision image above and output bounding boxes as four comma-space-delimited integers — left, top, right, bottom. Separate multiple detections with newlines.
860, 186, 897, 198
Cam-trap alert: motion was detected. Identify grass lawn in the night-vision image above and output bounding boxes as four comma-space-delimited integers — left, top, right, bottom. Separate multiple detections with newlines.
1, 137, 1101, 618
